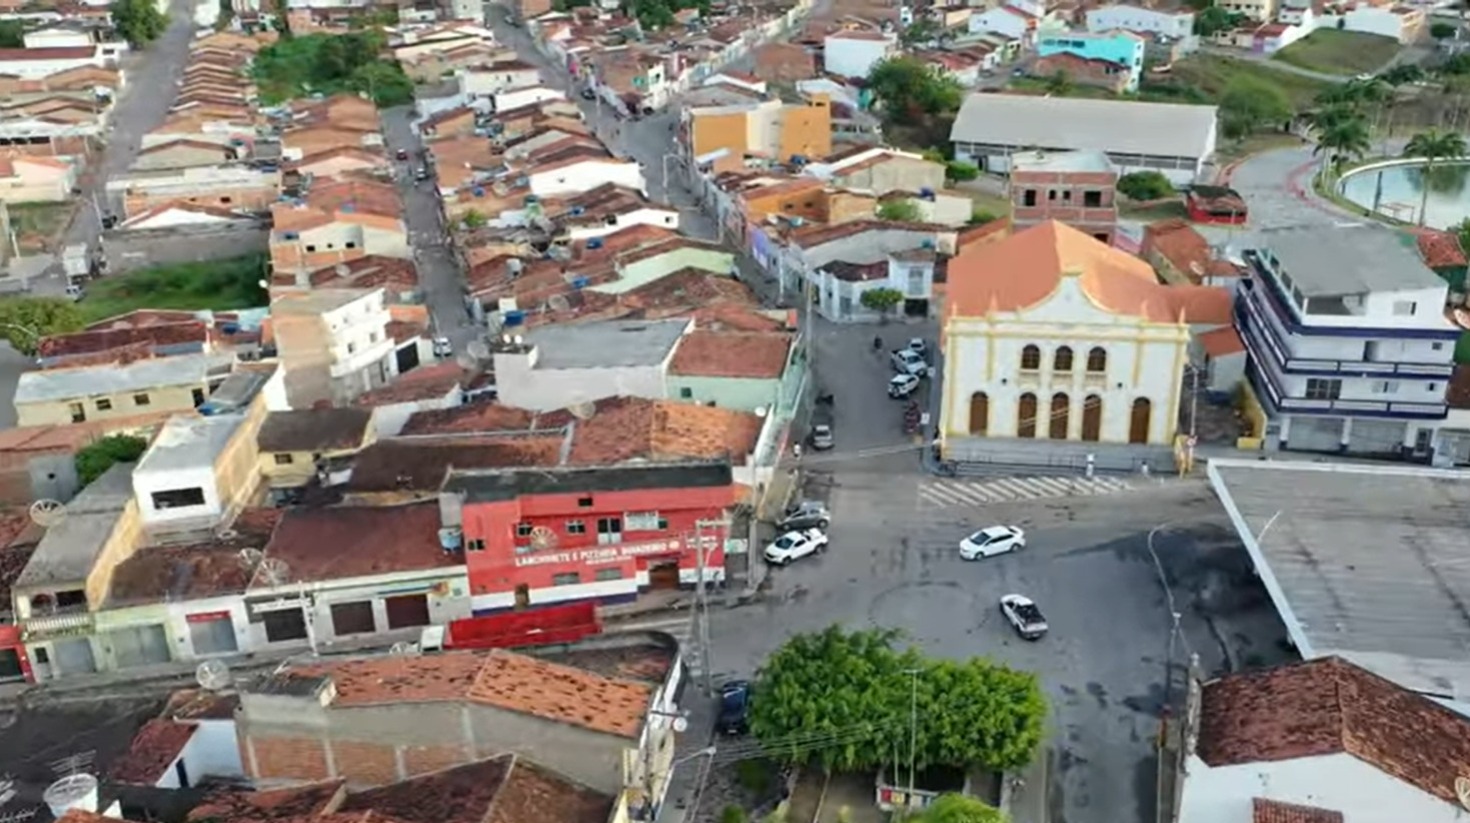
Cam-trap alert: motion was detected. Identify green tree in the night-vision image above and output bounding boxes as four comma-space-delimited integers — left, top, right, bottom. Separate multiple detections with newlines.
1405, 128, 1469, 225
860, 287, 906, 320
913, 794, 1009, 823
350, 60, 414, 107
1116, 170, 1174, 201
1379, 63, 1423, 86
877, 199, 922, 222
1219, 75, 1291, 138
750, 626, 1046, 773
1193, 6, 1243, 36
0, 296, 85, 355
969, 208, 998, 225
75, 435, 149, 485
111, 0, 169, 47
1432, 22, 1457, 39
946, 161, 979, 182
462, 209, 488, 229
1043, 70, 1072, 97
868, 57, 963, 121
0, 20, 24, 47
901, 18, 943, 47
1312, 113, 1371, 171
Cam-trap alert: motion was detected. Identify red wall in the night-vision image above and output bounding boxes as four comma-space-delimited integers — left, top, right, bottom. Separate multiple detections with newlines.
463, 484, 735, 597
0, 623, 32, 683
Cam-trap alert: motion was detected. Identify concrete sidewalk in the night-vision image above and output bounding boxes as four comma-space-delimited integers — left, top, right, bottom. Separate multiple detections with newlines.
1000, 749, 1049, 823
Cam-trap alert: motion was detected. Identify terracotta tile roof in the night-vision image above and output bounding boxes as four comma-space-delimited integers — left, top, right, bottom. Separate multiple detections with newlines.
109, 718, 197, 785
1144, 218, 1214, 284
0, 46, 97, 60
355, 363, 476, 406
1197, 656, 1470, 805
258, 408, 374, 453
0, 541, 38, 617
670, 330, 793, 378
166, 688, 241, 721
108, 508, 284, 604
467, 649, 652, 738
310, 255, 419, 290
188, 780, 347, 823
347, 435, 567, 492
38, 320, 209, 359
256, 502, 460, 585
56, 813, 120, 823
1198, 325, 1244, 358
401, 403, 540, 435
288, 652, 488, 706
957, 217, 1011, 250
488, 759, 613, 823
1164, 284, 1233, 326
567, 396, 762, 466
1415, 229, 1467, 269
339, 757, 516, 823
948, 220, 1213, 324
1251, 799, 1343, 823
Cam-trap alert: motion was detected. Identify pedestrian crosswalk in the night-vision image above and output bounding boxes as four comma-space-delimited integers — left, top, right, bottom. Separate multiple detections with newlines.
604, 611, 704, 679
917, 475, 1135, 509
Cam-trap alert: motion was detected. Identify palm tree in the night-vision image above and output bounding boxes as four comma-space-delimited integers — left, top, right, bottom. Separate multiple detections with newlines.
1315, 117, 1372, 171
1404, 129, 1470, 225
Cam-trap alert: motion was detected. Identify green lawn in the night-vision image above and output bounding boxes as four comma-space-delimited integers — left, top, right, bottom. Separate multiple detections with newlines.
1272, 30, 1401, 76
79, 255, 268, 323
1007, 77, 1120, 99
1155, 55, 1333, 110
252, 31, 412, 107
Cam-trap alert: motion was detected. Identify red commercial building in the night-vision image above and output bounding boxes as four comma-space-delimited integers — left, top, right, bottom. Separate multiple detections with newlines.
446, 463, 737, 613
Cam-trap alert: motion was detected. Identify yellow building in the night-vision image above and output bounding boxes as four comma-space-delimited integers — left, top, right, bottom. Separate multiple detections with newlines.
12, 352, 233, 427
257, 407, 376, 502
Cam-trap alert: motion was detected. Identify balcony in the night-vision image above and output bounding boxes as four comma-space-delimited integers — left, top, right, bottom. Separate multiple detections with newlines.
1245, 358, 1447, 421
1241, 253, 1462, 341
21, 611, 94, 641
329, 336, 396, 379
1236, 293, 1455, 379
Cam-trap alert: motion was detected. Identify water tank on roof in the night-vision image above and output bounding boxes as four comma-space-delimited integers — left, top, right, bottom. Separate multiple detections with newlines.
504, 311, 525, 326
571, 276, 589, 289
282, 231, 299, 240
570, 205, 585, 216
438, 527, 463, 551
221, 322, 239, 334
587, 238, 604, 250
920, 239, 934, 249
44, 775, 98, 820
472, 187, 485, 197
919, 187, 935, 200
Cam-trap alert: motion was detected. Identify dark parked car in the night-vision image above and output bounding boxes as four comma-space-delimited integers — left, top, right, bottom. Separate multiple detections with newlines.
395, 148, 410, 161
778, 500, 830, 531
718, 680, 750, 735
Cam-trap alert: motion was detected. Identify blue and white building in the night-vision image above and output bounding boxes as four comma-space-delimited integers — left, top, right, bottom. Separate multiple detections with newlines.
1235, 226, 1459, 458
1036, 30, 1146, 92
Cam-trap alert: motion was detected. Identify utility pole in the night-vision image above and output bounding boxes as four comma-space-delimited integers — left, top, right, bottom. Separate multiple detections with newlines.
693, 518, 719, 697
906, 667, 919, 807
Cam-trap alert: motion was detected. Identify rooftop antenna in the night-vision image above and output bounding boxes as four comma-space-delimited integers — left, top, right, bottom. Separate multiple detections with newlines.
0, 777, 15, 807
29, 499, 66, 528
195, 659, 232, 691
237, 548, 264, 571
49, 751, 94, 779
568, 401, 596, 420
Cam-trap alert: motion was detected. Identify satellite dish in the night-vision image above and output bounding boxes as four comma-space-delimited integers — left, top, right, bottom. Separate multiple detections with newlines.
547, 293, 571, 312
672, 716, 689, 733
1456, 776, 1470, 811
237, 547, 264, 569
753, 405, 768, 418
257, 279, 269, 290
529, 525, 557, 549
29, 499, 65, 528
215, 527, 239, 541
389, 641, 418, 657
455, 352, 477, 370
257, 557, 290, 586
195, 659, 232, 691
513, 334, 524, 345
568, 401, 596, 420
335, 263, 350, 278
466, 339, 490, 359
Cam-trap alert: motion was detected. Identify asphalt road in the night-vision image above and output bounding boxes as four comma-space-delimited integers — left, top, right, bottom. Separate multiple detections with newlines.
704, 477, 1292, 823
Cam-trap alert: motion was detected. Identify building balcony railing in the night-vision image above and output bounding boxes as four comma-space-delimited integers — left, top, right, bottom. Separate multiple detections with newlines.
1236, 294, 1455, 379
1240, 254, 1461, 341
21, 611, 95, 641
1245, 358, 1447, 421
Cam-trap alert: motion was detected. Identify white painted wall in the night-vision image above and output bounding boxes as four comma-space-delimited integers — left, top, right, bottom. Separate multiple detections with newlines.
1178, 752, 1467, 823
165, 719, 244, 787
821, 34, 895, 78
1085, 4, 1193, 38
528, 160, 645, 198
493, 355, 669, 411
134, 465, 222, 526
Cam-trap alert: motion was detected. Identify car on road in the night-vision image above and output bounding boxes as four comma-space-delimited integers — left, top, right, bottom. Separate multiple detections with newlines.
999, 594, 1048, 640
907, 338, 927, 358
891, 348, 926, 375
580, 88, 596, 100
809, 422, 834, 450
718, 680, 751, 735
395, 148, 409, 161
764, 528, 829, 565
959, 525, 1025, 560
778, 500, 830, 531
415, 167, 432, 182
888, 373, 920, 399
432, 337, 452, 358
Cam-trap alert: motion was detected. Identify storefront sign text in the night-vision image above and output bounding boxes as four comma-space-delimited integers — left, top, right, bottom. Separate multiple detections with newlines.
513, 540, 684, 568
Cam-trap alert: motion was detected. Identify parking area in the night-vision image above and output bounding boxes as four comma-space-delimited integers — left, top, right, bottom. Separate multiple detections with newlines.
710, 474, 1293, 823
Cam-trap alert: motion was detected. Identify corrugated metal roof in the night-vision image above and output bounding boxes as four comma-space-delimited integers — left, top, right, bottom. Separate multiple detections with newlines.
949, 93, 1218, 159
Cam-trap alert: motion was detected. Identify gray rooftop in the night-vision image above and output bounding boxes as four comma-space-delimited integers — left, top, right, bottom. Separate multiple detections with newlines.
270, 288, 379, 316
1208, 459, 1470, 700
1257, 225, 1445, 297
135, 413, 246, 475
949, 93, 1218, 159
1009, 148, 1116, 175
524, 318, 690, 369
14, 351, 234, 405
15, 463, 136, 590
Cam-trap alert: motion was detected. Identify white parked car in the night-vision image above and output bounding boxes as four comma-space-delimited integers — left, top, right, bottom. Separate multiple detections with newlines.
907, 338, 927, 358
999, 594, 1048, 640
891, 348, 926, 375
959, 525, 1025, 560
763, 528, 829, 565
432, 337, 453, 357
888, 373, 921, 399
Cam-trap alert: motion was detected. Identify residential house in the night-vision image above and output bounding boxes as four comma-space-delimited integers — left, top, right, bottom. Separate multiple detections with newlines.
1316, 4, 1426, 44
1036, 30, 1146, 92
130, 139, 240, 171
109, 165, 281, 218
269, 288, 398, 408
1234, 226, 1458, 457
256, 408, 376, 503
940, 220, 1232, 466
822, 30, 897, 78
458, 58, 542, 99
0, 46, 110, 80
685, 94, 832, 171
802, 147, 946, 197
1141, 218, 1241, 286
812, 248, 945, 322
950, 93, 1218, 185
419, 105, 479, 138
968, 5, 1049, 42
1008, 149, 1118, 243
270, 179, 409, 276
524, 148, 644, 199
1085, 4, 1194, 40
547, 184, 680, 240
37, 313, 218, 369
490, 319, 690, 411
1218, 0, 1275, 22
0, 153, 74, 203
13, 352, 234, 427
751, 43, 817, 82
1178, 656, 1470, 823
395, 38, 500, 83
591, 48, 670, 113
